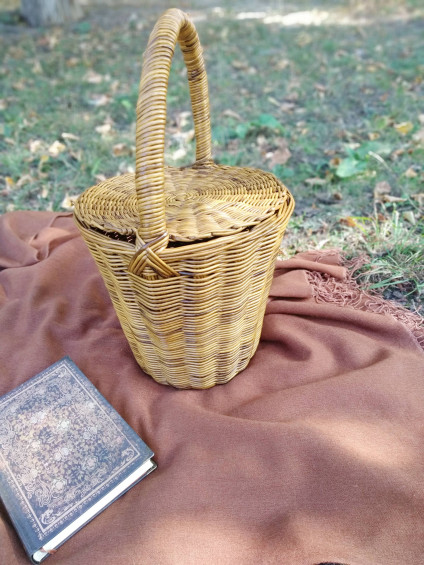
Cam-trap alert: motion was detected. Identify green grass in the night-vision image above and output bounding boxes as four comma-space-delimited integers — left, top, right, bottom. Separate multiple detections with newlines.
0, 1, 423, 312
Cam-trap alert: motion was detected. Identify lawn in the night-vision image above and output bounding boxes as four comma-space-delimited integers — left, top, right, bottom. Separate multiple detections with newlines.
0, 0, 423, 311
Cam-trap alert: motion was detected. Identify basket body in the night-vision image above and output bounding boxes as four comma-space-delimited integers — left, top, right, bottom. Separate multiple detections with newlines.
73, 9, 294, 388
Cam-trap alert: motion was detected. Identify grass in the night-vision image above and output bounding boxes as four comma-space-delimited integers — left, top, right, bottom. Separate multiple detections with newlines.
0, 0, 423, 312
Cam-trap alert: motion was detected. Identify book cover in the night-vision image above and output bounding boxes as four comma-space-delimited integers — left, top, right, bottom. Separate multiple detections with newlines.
0, 357, 156, 563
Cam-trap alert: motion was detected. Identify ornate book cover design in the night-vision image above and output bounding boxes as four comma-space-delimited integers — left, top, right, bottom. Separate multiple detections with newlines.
0, 357, 156, 563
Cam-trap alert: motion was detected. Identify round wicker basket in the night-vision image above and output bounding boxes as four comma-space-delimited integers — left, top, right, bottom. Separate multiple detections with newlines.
73, 8, 295, 388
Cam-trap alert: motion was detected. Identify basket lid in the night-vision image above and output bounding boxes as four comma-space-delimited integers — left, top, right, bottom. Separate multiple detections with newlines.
74, 163, 289, 243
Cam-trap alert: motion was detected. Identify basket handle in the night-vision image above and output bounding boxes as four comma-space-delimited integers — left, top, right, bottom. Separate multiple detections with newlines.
135, 8, 212, 248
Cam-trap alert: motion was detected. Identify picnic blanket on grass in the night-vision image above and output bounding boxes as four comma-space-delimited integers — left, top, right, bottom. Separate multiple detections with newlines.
1, 211, 423, 565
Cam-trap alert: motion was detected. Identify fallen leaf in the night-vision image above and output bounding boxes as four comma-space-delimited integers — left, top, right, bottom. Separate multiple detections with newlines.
88, 94, 111, 107
314, 83, 326, 93
304, 177, 327, 186
29, 139, 44, 153
48, 140, 66, 157
33, 60, 43, 74
112, 143, 132, 157
95, 174, 107, 183
382, 195, 406, 203
232, 60, 249, 71
329, 157, 341, 167
374, 180, 391, 201
394, 121, 413, 135
84, 70, 104, 84
411, 193, 424, 206
368, 132, 380, 140
333, 191, 343, 200
274, 59, 290, 71
16, 174, 33, 188
41, 186, 49, 198
402, 210, 416, 225
0, 99, 7, 110
66, 57, 80, 67
95, 123, 112, 136
12, 80, 26, 91
222, 109, 242, 120
390, 148, 405, 161
4, 177, 15, 190
61, 193, 76, 210
61, 132, 79, 141
412, 129, 424, 145
404, 167, 418, 178
267, 139, 291, 167
339, 216, 357, 227
171, 148, 187, 161
419, 114, 424, 125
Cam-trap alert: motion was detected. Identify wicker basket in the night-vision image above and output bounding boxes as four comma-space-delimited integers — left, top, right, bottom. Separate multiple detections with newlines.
73, 8, 294, 389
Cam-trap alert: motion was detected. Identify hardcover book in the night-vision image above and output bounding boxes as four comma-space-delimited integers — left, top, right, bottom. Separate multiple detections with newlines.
0, 357, 156, 563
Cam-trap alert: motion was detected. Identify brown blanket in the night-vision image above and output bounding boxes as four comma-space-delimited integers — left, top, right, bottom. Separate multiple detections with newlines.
1, 211, 423, 565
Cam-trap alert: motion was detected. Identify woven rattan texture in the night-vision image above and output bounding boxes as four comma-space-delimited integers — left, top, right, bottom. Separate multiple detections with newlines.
73, 8, 295, 388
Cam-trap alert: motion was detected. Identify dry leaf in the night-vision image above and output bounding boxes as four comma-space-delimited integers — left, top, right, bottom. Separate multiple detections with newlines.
418, 114, 424, 125
0, 99, 7, 111
333, 191, 343, 200
61, 132, 79, 141
95, 123, 112, 136
33, 60, 43, 74
404, 167, 418, 178
402, 210, 416, 225
412, 129, 424, 145
411, 193, 424, 206
84, 70, 104, 84
394, 121, 413, 135
95, 174, 107, 183
373, 180, 391, 201
61, 193, 76, 210
29, 139, 44, 153
41, 186, 49, 198
222, 109, 242, 120
112, 143, 132, 157
267, 139, 291, 167
304, 178, 327, 186
171, 148, 187, 161
4, 177, 15, 190
232, 60, 249, 71
88, 94, 111, 107
390, 148, 405, 161
66, 57, 79, 67
48, 140, 66, 157
16, 174, 33, 188
285, 91, 299, 102
339, 216, 357, 228
368, 132, 380, 140
382, 195, 406, 203
12, 80, 26, 91
314, 83, 326, 93
275, 59, 290, 70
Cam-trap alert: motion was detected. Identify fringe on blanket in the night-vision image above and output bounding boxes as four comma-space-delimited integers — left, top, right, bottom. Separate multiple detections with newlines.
306, 251, 424, 350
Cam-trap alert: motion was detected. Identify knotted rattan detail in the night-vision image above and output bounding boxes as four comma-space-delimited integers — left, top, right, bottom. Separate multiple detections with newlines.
73, 8, 295, 388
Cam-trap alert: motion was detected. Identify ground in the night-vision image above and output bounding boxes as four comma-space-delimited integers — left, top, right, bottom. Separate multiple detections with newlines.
0, 0, 423, 312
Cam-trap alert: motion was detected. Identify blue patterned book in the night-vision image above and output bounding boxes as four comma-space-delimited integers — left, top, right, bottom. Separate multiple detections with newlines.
0, 357, 156, 563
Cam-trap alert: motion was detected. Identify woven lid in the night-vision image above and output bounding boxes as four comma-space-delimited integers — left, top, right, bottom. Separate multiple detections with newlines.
75, 164, 289, 243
